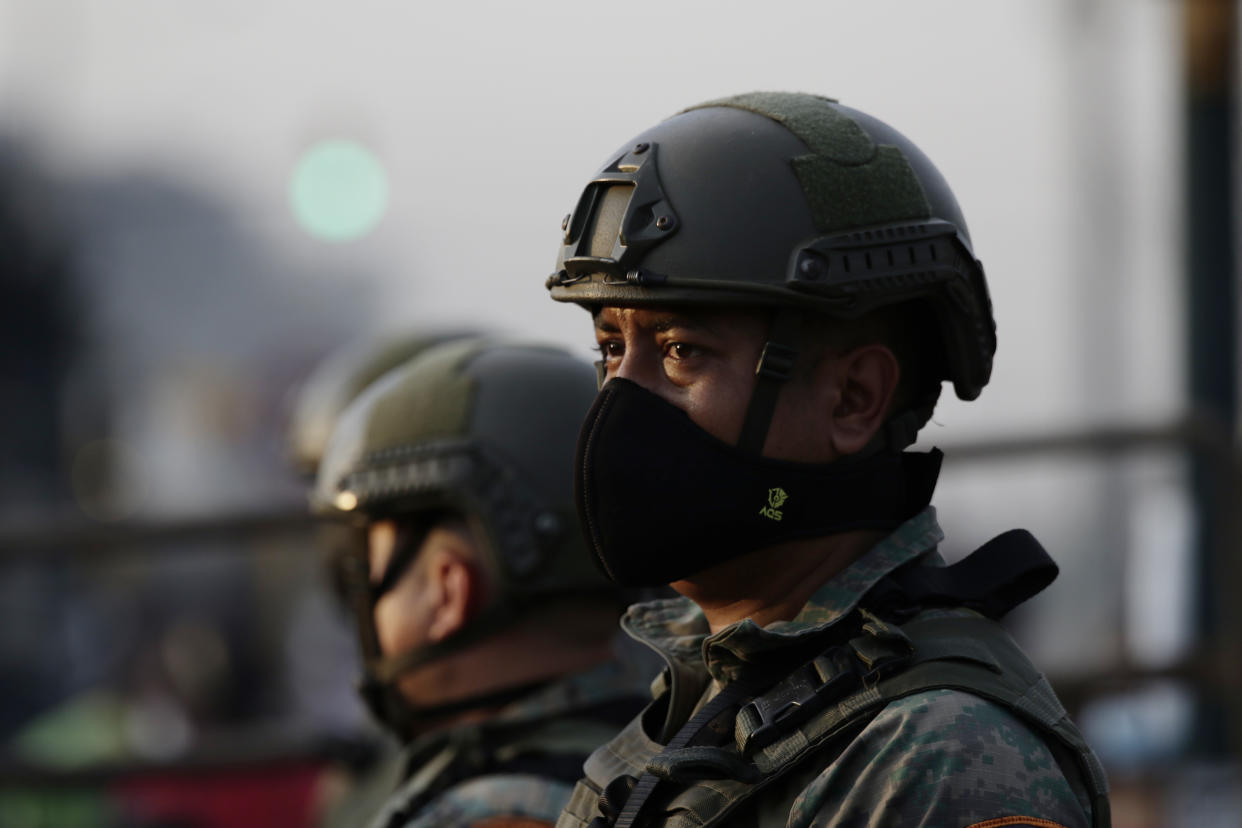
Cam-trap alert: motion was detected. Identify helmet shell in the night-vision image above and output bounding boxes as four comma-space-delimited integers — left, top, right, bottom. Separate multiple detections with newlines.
313, 338, 607, 597
548, 92, 995, 400
286, 330, 476, 477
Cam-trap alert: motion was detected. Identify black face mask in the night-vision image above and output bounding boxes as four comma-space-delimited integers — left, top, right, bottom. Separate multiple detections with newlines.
574, 378, 942, 587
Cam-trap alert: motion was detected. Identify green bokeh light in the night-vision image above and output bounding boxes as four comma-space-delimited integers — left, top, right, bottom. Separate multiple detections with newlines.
289, 139, 389, 242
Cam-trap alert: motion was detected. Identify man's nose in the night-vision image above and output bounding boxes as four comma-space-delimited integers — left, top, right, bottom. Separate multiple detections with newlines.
613, 343, 661, 390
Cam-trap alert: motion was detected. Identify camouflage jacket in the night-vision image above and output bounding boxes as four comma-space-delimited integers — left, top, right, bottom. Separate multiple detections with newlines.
557, 508, 1107, 828
369, 660, 645, 828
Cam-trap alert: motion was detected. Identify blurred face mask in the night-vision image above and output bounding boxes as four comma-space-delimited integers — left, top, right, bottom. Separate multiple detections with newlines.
573, 378, 942, 587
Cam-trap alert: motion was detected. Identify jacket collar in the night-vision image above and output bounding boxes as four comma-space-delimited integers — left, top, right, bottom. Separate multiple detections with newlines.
622, 507, 945, 684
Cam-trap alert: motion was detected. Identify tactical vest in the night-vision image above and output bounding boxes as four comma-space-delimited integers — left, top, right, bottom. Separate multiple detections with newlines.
558, 532, 1111, 828
372, 695, 643, 828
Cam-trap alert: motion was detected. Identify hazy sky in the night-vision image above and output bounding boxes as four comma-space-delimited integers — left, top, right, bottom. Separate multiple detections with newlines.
0, 0, 1183, 440
0, 0, 1197, 675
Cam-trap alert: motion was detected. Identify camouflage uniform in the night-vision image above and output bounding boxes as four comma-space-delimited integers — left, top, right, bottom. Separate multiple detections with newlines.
557, 509, 1105, 828
371, 661, 644, 828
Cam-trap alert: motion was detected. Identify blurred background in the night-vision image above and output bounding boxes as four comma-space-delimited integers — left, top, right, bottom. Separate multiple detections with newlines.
0, 1, 1237, 826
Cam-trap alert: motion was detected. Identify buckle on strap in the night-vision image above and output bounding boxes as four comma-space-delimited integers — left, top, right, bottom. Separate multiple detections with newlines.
851, 608, 915, 675
755, 340, 797, 381
735, 612, 915, 756
734, 648, 860, 756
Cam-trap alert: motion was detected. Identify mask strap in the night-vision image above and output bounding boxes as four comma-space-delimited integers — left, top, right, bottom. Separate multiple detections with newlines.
736, 308, 802, 455
337, 546, 384, 661
341, 517, 436, 664
358, 599, 547, 736
358, 656, 549, 740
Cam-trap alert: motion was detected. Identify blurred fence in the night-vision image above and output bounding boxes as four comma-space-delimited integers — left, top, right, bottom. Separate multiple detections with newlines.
0, 413, 1238, 825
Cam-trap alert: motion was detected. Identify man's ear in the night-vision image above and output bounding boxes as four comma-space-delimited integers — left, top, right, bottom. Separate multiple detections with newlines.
425, 550, 486, 643
826, 344, 900, 456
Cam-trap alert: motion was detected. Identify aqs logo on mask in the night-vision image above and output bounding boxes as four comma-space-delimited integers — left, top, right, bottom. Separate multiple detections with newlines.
759, 487, 788, 521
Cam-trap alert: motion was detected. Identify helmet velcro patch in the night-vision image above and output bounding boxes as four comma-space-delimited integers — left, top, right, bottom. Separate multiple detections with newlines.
685, 91, 932, 233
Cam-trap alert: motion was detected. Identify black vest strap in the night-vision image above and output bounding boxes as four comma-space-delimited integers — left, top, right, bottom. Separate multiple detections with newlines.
608, 674, 773, 828
867, 529, 1059, 621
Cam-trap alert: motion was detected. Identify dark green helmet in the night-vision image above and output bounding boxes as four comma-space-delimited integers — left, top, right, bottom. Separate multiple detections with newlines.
546, 91, 995, 403
312, 337, 606, 598
286, 330, 477, 478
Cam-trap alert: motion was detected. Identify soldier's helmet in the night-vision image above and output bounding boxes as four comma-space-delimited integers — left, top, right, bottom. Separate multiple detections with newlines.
546, 91, 996, 404
312, 338, 609, 604
286, 330, 477, 479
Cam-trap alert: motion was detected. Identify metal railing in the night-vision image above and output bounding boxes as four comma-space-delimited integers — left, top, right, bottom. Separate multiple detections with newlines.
0, 411, 1238, 773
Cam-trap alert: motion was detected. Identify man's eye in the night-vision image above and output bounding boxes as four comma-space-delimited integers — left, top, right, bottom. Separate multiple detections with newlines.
597, 341, 624, 359
665, 342, 698, 360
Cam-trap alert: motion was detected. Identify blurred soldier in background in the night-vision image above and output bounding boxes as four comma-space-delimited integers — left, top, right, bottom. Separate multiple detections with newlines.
286, 329, 479, 827
313, 338, 648, 828
545, 93, 1110, 827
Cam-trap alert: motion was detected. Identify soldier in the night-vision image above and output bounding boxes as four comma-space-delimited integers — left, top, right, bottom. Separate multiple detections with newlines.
286, 330, 479, 828
544, 93, 1110, 828
313, 338, 648, 828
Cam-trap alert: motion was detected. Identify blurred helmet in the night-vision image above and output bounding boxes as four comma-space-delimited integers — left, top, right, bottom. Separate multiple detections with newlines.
314, 336, 610, 609
546, 91, 995, 405
314, 338, 617, 733
286, 330, 476, 478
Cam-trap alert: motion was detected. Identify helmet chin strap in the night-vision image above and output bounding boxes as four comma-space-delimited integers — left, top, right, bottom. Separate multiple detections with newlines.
340, 534, 536, 737
358, 601, 553, 739
736, 308, 802, 455
358, 671, 554, 741
365, 603, 518, 684
736, 308, 938, 456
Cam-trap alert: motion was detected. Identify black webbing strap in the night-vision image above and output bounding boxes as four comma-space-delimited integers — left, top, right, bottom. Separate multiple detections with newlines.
611, 676, 771, 828
737, 309, 802, 455
867, 529, 1059, 621
337, 548, 384, 661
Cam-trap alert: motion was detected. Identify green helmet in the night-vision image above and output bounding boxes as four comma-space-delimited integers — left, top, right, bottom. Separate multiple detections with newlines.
286, 330, 476, 478
313, 338, 618, 735
546, 91, 995, 404
313, 337, 607, 600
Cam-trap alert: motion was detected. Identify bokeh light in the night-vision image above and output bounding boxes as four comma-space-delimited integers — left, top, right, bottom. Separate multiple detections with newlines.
288, 140, 389, 242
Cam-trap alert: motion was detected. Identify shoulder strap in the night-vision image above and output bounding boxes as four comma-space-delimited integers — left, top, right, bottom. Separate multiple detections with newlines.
736, 610, 1110, 828
867, 528, 1060, 621
609, 674, 774, 828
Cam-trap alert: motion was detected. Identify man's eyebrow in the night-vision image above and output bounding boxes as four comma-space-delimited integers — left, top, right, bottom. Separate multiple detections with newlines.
651, 315, 708, 334
592, 312, 714, 334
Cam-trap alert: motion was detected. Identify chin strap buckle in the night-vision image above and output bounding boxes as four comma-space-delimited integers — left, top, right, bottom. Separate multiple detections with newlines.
755, 340, 797, 381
